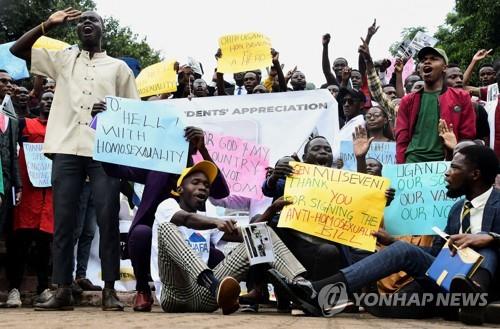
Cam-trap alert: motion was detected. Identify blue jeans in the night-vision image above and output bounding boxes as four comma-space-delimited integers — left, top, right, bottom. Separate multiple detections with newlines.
73, 181, 97, 279
341, 240, 498, 293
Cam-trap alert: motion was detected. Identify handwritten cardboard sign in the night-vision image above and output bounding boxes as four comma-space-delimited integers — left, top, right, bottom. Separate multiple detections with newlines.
339, 141, 396, 171
279, 162, 390, 251
193, 131, 270, 199
93, 96, 188, 174
23, 143, 52, 187
383, 161, 459, 235
136, 60, 177, 97
33, 36, 70, 51
217, 32, 272, 73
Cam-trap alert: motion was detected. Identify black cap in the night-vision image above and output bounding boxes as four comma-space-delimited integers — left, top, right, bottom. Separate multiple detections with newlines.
338, 87, 366, 103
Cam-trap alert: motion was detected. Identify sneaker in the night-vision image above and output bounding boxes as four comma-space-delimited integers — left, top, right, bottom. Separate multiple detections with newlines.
6, 288, 22, 308
34, 289, 53, 305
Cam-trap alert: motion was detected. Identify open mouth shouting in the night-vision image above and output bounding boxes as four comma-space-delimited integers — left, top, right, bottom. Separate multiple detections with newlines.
422, 66, 433, 79
82, 25, 94, 36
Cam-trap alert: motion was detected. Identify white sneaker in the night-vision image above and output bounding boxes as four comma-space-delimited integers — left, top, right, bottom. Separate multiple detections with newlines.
6, 288, 22, 308
34, 289, 53, 304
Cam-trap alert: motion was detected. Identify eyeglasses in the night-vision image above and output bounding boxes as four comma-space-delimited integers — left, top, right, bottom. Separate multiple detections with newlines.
0, 78, 13, 85
365, 113, 383, 120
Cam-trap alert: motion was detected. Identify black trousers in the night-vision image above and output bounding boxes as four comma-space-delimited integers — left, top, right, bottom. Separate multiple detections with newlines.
274, 227, 342, 280
51, 154, 120, 284
7, 229, 52, 294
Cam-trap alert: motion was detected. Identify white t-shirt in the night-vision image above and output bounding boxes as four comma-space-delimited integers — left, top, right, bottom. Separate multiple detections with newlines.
333, 114, 365, 158
151, 198, 224, 301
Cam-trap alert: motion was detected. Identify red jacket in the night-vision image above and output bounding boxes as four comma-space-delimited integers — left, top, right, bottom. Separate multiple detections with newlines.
395, 86, 476, 163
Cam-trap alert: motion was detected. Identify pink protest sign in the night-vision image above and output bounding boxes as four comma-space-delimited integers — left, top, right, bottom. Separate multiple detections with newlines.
384, 57, 415, 84
192, 131, 270, 199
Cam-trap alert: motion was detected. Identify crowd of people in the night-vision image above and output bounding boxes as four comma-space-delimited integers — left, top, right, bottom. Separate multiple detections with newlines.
0, 7, 499, 326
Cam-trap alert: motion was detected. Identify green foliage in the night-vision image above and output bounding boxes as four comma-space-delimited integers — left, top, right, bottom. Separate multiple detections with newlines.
434, 0, 500, 78
388, 26, 428, 58
102, 17, 161, 68
0, 0, 95, 44
0, 0, 161, 69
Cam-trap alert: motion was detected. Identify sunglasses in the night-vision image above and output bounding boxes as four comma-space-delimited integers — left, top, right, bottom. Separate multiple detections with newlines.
0, 78, 13, 85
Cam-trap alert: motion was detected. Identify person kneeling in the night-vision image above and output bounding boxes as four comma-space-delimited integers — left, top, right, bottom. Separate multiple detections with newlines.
151, 160, 307, 314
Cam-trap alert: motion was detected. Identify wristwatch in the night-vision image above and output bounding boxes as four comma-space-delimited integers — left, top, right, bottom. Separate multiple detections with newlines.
487, 232, 500, 247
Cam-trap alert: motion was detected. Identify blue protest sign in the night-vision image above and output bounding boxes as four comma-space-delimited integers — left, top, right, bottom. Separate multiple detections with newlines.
382, 161, 459, 236
93, 96, 189, 174
0, 42, 29, 80
23, 143, 52, 187
339, 141, 396, 171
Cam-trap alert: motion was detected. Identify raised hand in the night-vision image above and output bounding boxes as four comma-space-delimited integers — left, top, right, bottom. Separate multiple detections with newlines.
472, 49, 493, 62
215, 48, 222, 60
394, 58, 404, 73
285, 66, 297, 80
367, 19, 380, 38
47, 7, 82, 28
184, 126, 206, 153
271, 48, 279, 63
341, 66, 352, 83
352, 125, 374, 158
438, 119, 457, 150
322, 33, 331, 46
358, 37, 371, 61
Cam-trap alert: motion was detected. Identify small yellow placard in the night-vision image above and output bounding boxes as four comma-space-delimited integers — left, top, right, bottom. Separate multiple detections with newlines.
136, 60, 177, 97
33, 36, 70, 51
217, 32, 272, 74
278, 162, 390, 251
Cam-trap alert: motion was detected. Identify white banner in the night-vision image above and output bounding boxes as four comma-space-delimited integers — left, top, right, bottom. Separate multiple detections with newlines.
167, 89, 338, 164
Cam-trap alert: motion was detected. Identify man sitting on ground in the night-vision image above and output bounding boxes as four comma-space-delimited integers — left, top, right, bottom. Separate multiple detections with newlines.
151, 160, 308, 314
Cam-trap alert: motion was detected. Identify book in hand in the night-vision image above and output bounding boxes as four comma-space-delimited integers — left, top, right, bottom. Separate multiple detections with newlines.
240, 223, 275, 266
426, 227, 484, 292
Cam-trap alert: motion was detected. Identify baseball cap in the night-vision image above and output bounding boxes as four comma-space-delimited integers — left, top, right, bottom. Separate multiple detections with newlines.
171, 161, 218, 196
338, 87, 366, 103
417, 47, 449, 65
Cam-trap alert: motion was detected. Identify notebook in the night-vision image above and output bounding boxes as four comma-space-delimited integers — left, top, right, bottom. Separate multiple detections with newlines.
426, 227, 484, 292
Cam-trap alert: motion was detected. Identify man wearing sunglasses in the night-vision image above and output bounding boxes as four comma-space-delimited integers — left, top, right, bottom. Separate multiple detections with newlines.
332, 87, 366, 159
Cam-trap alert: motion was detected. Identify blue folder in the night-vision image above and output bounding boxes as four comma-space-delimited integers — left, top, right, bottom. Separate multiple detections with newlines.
426, 244, 484, 292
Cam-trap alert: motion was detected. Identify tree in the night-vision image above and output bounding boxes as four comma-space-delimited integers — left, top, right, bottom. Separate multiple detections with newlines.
0, 0, 95, 44
102, 17, 161, 68
0, 0, 161, 70
389, 26, 428, 58
434, 0, 500, 74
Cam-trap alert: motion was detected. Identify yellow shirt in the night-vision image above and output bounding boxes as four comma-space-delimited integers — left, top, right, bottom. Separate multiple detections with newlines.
31, 47, 139, 157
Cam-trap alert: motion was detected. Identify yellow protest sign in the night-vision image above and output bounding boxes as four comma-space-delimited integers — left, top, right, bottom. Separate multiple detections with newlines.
217, 32, 272, 74
136, 60, 177, 97
33, 36, 70, 51
278, 162, 390, 251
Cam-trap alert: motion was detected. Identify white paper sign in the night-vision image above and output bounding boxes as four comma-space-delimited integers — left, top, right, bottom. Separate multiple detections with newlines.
23, 142, 52, 187
241, 223, 275, 265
